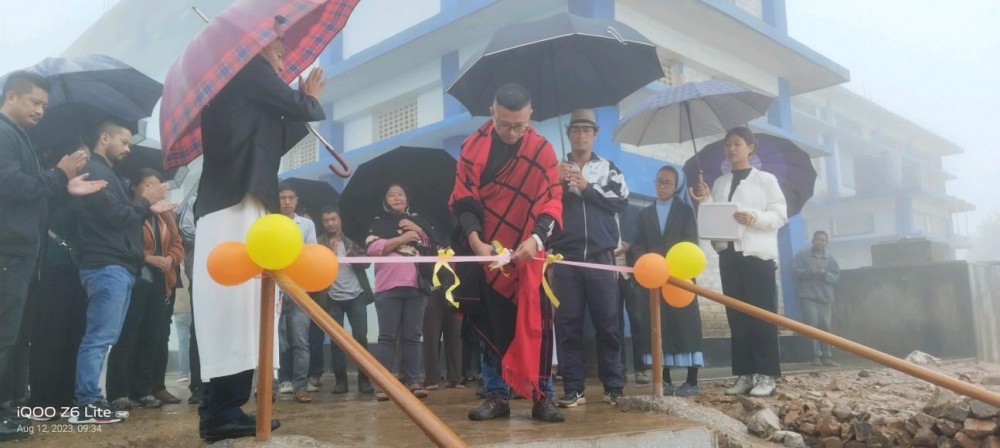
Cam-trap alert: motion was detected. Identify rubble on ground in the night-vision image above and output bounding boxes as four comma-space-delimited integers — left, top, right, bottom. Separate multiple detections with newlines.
684, 361, 1000, 447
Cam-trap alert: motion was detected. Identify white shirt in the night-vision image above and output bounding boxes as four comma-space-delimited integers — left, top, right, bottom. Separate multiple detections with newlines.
705, 168, 787, 261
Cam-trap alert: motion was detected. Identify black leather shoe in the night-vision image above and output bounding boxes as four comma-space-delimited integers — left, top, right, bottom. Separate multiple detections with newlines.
200, 420, 256, 442
243, 412, 281, 431
199, 412, 280, 442
0, 418, 29, 442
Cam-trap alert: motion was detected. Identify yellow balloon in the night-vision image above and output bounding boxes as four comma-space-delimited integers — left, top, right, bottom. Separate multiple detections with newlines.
666, 242, 706, 280
246, 214, 303, 270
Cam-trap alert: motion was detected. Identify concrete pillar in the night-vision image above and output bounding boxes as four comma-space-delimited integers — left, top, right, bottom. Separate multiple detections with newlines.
896, 197, 914, 235
317, 101, 346, 192
441, 51, 464, 118
444, 135, 463, 160
769, 77, 804, 320
822, 133, 840, 199
761, 0, 788, 34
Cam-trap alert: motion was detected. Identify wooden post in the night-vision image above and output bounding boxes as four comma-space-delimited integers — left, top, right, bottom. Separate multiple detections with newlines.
270, 271, 468, 448
666, 276, 1000, 407
256, 276, 276, 441
649, 288, 663, 398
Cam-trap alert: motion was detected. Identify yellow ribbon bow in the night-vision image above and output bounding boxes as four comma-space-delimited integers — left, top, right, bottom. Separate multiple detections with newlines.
433, 248, 461, 308
489, 240, 512, 277
541, 253, 563, 308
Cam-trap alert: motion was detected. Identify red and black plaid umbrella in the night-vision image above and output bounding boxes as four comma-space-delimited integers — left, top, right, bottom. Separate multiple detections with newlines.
159, 0, 360, 170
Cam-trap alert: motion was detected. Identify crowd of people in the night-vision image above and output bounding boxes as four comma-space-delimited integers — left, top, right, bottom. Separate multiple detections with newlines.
0, 36, 843, 444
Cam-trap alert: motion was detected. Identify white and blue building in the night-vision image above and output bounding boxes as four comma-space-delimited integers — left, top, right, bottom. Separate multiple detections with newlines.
65, 0, 972, 343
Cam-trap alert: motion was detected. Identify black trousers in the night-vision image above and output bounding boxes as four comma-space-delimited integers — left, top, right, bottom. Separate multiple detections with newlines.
0, 254, 36, 405
199, 369, 253, 426
423, 292, 462, 385
150, 291, 175, 394
618, 276, 648, 373
26, 263, 88, 408
308, 321, 324, 379
552, 251, 623, 393
107, 277, 166, 399
188, 284, 202, 395
719, 249, 781, 377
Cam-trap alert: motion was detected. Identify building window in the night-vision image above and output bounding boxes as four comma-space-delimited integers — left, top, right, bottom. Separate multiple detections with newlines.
833, 213, 875, 236
840, 152, 856, 189
280, 134, 317, 173
835, 114, 864, 136
734, 0, 763, 19
375, 100, 418, 141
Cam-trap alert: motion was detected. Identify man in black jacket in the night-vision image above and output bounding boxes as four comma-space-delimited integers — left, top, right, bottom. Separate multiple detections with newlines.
190, 38, 326, 442
548, 109, 629, 407
0, 72, 104, 441
72, 120, 173, 425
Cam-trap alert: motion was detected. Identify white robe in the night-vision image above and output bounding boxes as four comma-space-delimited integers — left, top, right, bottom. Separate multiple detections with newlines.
192, 195, 280, 380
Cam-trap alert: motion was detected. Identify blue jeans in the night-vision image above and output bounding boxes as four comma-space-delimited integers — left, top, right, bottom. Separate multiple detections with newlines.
327, 294, 369, 382
481, 353, 555, 401
174, 312, 192, 377
278, 296, 311, 391
76, 265, 135, 405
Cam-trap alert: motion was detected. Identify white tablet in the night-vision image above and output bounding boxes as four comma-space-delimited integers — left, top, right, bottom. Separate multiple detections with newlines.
698, 202, 741, 241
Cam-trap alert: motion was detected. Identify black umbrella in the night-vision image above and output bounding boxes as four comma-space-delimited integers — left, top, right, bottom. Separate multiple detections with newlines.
0, 54, 162, 122
114, 138, 189, 186
683, 133, 817, 216
447, 12, 663, 122
338, 147, 456, 245
8, 55, 163, 174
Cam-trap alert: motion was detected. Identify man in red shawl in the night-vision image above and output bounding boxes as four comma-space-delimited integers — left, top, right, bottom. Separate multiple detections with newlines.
450, 83, 564, 423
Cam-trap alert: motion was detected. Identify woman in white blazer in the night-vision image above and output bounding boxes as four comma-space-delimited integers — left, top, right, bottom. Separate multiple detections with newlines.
693, 127, 787, 397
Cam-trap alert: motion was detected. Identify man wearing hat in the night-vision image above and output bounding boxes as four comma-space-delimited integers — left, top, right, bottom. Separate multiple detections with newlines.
549, 109, 630, 407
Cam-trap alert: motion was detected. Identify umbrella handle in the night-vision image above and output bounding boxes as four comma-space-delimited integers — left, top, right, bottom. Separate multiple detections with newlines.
308, 125, 351, 178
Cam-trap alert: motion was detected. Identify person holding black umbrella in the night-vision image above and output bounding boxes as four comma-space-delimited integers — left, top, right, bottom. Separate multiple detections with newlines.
692, 127, 787, 397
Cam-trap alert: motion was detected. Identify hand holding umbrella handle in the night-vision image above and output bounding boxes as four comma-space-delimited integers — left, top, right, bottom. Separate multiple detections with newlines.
308, 125, 351, 178
688, 173, 710, 202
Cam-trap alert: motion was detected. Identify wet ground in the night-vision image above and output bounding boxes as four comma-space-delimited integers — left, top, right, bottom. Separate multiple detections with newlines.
10, 374, 704, 447
8, 359, 885, 447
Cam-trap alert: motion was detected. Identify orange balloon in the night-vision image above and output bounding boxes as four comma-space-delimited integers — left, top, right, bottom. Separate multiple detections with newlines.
634, 253, 670, 288
207, 241, 262, 286
282, 244, 339, 292
661, 278, 697, 308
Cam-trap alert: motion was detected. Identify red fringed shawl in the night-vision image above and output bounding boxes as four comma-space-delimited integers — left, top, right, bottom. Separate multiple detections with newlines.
449, 121, 563, 398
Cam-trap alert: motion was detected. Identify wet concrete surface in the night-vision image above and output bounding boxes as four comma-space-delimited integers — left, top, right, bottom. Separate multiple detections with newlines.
10, 374, 704, 447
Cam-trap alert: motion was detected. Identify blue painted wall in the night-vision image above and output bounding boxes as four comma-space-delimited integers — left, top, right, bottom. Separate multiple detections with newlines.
770, 77, 805, 320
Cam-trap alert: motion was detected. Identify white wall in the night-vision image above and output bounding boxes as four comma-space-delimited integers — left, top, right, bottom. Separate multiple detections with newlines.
417, 87, 444, 127
343, 114, 374, 152
616, 3, 779, 96
341, 0, 440, 58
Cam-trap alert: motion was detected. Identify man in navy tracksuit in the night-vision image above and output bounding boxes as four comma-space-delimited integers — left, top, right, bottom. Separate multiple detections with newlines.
549, 109, 629, 407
